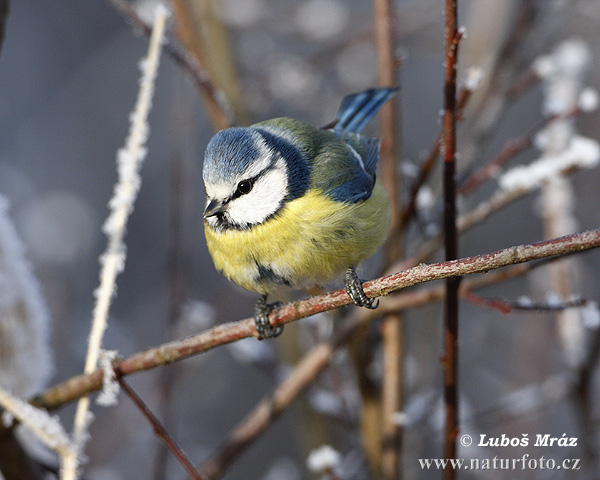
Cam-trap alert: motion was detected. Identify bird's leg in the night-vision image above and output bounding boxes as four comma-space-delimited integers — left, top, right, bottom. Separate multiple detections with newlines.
344, 267, 379, 309
254, 294, 284, 340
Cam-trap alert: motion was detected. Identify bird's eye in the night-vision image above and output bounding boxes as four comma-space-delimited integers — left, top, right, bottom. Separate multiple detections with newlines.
237, 180, 253, 195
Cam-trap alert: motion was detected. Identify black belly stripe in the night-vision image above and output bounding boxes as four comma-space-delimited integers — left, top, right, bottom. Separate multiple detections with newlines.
256, 263, 291, 286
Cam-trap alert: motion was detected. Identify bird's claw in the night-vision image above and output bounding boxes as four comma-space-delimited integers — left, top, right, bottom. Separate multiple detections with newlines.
254, 295, 284, 340
344, 267, 379, 309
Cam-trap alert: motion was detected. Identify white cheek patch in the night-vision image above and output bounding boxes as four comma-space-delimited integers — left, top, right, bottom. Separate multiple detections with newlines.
226, 162, 289, 226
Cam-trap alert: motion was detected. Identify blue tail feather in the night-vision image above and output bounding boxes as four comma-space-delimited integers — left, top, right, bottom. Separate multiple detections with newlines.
335, 87, 398, 134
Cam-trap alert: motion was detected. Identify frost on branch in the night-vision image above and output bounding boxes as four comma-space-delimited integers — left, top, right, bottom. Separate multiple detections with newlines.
498, 135, 600, 193
0, 196, 53, 398
0, 387, 76, 459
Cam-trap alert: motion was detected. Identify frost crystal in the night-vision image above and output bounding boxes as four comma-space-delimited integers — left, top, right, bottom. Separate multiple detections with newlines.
391, 411, 409, 426
464, 66, 484, 91
516, 295, 534, 307
581, 301, 600, 329
544, 292, 562, 308
306, 445, 342, 473
96, 350, 120, 407
578, 88, 600, 112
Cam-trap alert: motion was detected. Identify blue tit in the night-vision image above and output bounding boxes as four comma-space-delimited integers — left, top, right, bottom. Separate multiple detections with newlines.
203, 88, 397, 339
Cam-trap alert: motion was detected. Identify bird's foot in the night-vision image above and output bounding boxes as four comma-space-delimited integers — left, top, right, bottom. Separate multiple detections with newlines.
344, 267, 379, 309
254, 294, 284, 340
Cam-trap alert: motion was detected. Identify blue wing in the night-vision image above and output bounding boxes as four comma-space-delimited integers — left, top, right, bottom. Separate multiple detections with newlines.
324, 87, 397, 203
326, 132, 381, 203
335, 87, 398, 134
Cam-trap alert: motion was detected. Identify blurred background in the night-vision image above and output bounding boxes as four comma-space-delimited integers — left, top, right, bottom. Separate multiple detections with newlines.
1, 0, 600, 479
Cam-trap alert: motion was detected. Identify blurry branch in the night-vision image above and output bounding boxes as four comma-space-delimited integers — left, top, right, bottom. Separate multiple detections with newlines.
373, 0, 403, 477
537, 38, 597, 466
64, 8, 168, 480
114, 370, 206, 480
196, 338, 350, 480
0, 0, 8, 57
108, 0, 236, 127
460, 1, 539, 151
459, 101, 592, 195
170, 0, 244, 128
32, 229, 600, 413
375, 0, 401, 240
462, 291, 588, 314
538, 39, 591, 367
441, 0, 461, 474
575, 320, 600, 468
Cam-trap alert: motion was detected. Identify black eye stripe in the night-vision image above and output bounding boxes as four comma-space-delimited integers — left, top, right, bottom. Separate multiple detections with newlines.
227, 157, 283, 202
228, 176, 258, 201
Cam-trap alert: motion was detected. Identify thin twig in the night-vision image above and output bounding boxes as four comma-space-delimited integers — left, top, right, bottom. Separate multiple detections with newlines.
402, 152, 593, 278
442, 0, 461, 474
114, 369, 206, 480
31, 229, 600, 413
64, 8, 168, 480
153, 99, 198, 478
462, 292, 589, 314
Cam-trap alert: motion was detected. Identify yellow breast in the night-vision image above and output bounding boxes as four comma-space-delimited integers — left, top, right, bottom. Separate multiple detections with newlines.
204, 182, 390, 294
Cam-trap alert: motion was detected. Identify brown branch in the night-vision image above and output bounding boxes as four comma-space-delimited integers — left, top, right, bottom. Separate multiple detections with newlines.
442, 0, 461, 474
30, 229, 600, 413
115, 369, 206, 480
108, 0, 236, 127
462, 293, 589, 314
374, 0, 403, 478
170, 0, 245, 129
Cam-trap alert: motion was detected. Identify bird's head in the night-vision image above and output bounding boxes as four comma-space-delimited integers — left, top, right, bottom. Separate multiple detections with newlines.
202, 126, 310, 230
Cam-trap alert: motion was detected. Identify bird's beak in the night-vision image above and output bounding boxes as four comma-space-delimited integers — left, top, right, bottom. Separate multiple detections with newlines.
203, 199, 224, 218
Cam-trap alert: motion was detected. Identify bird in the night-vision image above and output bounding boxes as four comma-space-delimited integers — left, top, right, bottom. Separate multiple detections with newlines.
202, 87, 397, 339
